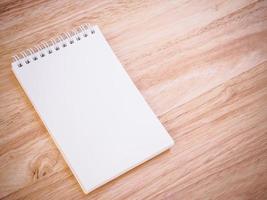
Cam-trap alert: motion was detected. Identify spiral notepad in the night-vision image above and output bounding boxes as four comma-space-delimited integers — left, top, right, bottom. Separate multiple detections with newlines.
11, 24, 174, 193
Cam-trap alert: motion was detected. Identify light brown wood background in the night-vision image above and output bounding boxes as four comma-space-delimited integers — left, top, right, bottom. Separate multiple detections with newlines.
0, 0, 267, 199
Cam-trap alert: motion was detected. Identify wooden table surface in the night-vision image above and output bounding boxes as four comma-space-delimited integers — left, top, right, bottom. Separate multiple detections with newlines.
0, 0, 267, 199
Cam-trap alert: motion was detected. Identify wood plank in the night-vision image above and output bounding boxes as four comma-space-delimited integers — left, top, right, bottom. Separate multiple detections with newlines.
2, 62, 267, 200
0, 0, 267, 199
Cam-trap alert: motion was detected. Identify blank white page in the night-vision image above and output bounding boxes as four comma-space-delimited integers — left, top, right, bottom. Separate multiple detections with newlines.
12, 25, 174, 193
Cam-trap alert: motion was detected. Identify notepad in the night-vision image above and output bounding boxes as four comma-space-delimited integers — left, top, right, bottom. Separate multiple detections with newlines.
11, 24, 174, 193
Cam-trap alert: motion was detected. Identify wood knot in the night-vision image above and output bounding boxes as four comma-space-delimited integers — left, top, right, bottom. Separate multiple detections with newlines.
30, 151, 59, 181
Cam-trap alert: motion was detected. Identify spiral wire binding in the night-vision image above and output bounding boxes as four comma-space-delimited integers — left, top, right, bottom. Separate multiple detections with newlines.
12, 24, 95, 68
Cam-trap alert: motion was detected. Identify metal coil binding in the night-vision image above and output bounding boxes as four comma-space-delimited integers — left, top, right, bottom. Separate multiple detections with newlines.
12, 24, 95, 68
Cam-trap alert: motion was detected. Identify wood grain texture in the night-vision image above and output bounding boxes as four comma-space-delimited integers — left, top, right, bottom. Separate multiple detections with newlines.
0, 0, 267, 199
